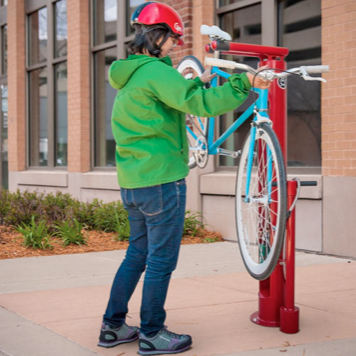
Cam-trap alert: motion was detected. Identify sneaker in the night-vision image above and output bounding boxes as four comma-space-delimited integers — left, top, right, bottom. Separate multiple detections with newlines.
138, 326, 192, 355
98, 322, 139, 348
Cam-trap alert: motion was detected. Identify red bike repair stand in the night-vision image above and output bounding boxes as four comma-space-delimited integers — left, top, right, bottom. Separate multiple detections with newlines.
257, 50, 299, 335
209, 41, 299, 334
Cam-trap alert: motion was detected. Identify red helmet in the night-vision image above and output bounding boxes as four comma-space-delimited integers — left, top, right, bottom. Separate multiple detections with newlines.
131, 2, 184, 45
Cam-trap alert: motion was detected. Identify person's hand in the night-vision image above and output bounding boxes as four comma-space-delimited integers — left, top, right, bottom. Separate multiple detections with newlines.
200, 66, 217, 84
246, 66, 271, 89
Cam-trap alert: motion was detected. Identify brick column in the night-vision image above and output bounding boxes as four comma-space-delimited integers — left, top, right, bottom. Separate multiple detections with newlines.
322, 0, 356, 258
321, 0, 356, 177
67, 0, 90, 172
161, 0, 214, 65
192, 0, 215, 62
8, 0, 26, 172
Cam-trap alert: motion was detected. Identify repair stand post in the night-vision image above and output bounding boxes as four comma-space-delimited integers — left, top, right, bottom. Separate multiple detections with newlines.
280, 180, 299, 333
251, 180, 299, 334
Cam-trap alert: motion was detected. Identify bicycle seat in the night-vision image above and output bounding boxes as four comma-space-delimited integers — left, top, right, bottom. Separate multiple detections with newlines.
200, 25, 231, 42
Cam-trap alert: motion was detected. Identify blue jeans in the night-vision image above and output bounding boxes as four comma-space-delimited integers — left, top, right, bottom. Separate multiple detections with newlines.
103, 179, 187, 336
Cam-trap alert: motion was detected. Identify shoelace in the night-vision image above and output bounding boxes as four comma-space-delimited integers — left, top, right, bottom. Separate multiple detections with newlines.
162, 326, 184, 340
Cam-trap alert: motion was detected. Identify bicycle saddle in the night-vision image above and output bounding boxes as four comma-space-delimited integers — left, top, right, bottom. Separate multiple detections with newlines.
200, 25, 231, 42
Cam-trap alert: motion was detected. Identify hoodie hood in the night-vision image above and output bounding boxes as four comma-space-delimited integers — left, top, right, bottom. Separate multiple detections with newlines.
108, 55, 173, 90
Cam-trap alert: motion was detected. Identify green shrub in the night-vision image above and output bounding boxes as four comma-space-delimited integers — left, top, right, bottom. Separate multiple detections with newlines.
16, 216, 52, 250
1, 189, 209, 247
70, 201, 98, 230
0, 189, 11, 225
53, 219, 86, 246
115, 211, 130, 241
183, 211, 204, 237
92, 200, 127, 232
4, 190, 42, 227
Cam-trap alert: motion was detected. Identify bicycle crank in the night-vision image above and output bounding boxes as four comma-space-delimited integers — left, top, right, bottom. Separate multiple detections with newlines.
192, 136, 209, 168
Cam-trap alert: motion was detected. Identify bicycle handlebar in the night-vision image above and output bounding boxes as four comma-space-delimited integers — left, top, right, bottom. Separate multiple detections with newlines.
303, 65, 329, 74
204, 57, 329, 82
205, 57, 240, 70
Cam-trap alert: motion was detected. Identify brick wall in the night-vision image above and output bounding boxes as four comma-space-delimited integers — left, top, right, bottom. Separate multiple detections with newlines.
322, 0, 356, 177
7, 0, 26, 172
160, 0, 214, 66
67, 0, 91, 172
160, 0, 194, 66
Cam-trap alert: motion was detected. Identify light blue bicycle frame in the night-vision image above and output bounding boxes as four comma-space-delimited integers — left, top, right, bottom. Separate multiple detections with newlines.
187, 66, 273, 201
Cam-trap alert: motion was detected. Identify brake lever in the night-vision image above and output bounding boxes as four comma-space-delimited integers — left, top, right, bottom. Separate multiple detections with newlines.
300, 67, 327, 83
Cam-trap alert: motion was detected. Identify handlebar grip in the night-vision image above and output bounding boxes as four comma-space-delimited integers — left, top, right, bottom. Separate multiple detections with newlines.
303, 65, 329, 74
204, 57, 237, 69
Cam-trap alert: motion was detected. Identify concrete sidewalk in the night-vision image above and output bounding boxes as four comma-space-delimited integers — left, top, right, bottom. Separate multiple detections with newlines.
0, 242, 355, 356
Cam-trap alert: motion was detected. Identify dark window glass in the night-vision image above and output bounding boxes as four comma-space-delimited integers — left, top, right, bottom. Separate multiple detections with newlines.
126, 0, 145, 36
1, 85, 7, 189
55, 62, 68, 166
278, 0, 321, 167
1, 0, 8, 6
219, 3, 262, 167
94, 47, 117, 167
219, 0, 240, 6
2, 25, 7, 75
55, 0, 67, 58
29, 7, 48, 66
93, 0, 117, 45
29, 67, 48, 166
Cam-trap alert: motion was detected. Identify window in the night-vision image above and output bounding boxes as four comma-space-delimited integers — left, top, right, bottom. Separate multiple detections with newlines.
28, 8, 48, 166
54, 0, 68, 166
93, 47, 117, 167
27, 0, 68, 168
1, 0, 7, 7
218, 3, 262, 167
29, 67, 48, 166
278, 0, 322, 168
1, 25, 7, 75
0, 85, 7, 189
92, 0, 144, 167
94, 0, 117, 45
0, 5, 7, 189
218, 0, 322, 170
28, 8, 48, 66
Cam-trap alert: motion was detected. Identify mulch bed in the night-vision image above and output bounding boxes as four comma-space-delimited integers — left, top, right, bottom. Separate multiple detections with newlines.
0, 226, 224, 260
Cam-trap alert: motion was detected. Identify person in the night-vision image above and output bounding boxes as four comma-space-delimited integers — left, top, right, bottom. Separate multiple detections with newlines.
98, 2, 270, 355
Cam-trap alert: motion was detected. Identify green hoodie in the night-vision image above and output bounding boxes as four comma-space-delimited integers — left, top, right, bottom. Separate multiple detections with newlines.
109, 54, 251, 189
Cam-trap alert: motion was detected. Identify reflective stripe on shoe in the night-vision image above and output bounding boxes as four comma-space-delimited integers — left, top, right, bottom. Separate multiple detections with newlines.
98, 322, 139, 348
138, 327, 192, 355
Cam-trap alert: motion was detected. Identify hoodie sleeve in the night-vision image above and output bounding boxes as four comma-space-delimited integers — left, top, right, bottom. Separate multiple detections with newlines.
145, 62, 251, 118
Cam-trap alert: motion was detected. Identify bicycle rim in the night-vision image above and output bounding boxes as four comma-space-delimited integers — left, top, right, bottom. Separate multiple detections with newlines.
176, 56, 209, 169
235, 123, 287, 280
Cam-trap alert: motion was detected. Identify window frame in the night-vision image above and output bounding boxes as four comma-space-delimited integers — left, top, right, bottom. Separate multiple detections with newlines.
26, 0, 68, 169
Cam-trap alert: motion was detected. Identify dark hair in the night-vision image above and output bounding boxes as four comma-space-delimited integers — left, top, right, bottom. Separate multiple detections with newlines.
127, 24, 171, 58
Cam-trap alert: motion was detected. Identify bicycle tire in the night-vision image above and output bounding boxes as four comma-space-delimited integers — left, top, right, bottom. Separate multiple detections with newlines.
235, 123, 287, 280
176, 55, 209, 169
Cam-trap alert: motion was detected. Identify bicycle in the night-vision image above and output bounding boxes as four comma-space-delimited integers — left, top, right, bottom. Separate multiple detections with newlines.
177, 25, 328, 281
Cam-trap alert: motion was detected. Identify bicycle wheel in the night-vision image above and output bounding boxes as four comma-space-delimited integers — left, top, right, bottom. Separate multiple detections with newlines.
236, 123, 287, 280
177, 55, 209, 169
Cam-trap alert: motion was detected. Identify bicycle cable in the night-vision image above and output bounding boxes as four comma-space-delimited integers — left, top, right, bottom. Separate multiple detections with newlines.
250, 67, 304, 120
